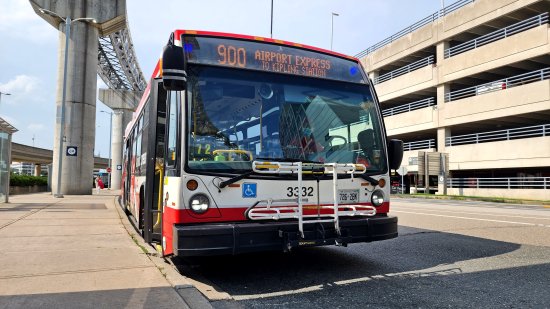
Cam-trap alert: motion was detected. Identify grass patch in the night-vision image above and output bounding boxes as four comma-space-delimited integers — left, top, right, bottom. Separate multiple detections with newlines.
130, 233, 149, 254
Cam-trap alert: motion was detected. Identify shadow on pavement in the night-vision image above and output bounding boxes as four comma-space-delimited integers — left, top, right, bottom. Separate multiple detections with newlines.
0, 204, 50, 212
0, 287, 188, 309
172, 225, 549, 307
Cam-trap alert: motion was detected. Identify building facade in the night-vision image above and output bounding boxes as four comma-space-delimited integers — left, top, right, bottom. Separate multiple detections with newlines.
358, 0, 550, 199
10, 162, 38, 176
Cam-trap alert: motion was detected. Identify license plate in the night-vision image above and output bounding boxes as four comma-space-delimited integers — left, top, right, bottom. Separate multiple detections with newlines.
337, 189, 359, 204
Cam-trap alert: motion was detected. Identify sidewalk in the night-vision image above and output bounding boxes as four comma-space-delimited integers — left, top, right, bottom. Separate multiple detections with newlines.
0, 191, 211, 308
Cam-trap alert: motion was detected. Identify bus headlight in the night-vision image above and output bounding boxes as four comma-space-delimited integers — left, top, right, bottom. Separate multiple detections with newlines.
189, 194, 210, 214
371, 190, 385, 207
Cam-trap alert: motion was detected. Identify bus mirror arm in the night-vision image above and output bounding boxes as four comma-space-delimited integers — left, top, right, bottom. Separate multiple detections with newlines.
219, 171, 255, 189
359, 174, 379, 186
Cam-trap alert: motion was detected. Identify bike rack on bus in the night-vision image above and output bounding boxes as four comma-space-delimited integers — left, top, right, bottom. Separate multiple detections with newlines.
246, 161, 377, 238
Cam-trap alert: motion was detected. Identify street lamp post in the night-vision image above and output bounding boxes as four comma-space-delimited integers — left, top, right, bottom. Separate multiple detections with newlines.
331, 12, 339, 51
270, 0, 274, 38
39, 8, 96, 198
0, 91, 11, 107
101, 110, 113, 190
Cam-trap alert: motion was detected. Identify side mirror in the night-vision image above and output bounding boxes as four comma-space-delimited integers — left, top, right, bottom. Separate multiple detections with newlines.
162, 42, 186, 91
387, 139, 403, 170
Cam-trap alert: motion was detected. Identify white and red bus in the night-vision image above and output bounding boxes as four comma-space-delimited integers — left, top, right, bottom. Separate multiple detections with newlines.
122, 30, 403, 256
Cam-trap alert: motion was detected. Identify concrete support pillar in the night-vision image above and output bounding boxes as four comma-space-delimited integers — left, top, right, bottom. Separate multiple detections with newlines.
437, 127, 451, 154
436, 83, 450, 134
34, 164, 42, 177
98, 89, 140, 191
437, 83, 450, 109
52, 20, 99, 195
110, 109, 134, 190
110, 110, 123, 190
436, 152, 449, 196
436, 41, 450, 64
369, 71, 379, 84
436, 81, 451, 196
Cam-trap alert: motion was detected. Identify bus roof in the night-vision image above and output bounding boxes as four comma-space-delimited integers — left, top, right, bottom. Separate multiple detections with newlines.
124, 30, 361, 138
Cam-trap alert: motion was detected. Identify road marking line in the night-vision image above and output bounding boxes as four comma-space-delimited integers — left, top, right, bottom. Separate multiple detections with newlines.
233, 285, 324, 300
391, 207, 550, 221
392, 210, 550, 227
396, 199, 530, 208
233, 267, 463, 300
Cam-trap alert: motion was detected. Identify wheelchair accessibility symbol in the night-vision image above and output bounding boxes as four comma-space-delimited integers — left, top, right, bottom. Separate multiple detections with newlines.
242, 183, 257, 198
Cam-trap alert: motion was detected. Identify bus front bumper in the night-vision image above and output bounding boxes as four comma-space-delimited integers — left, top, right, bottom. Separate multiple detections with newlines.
173, 216, 397, 256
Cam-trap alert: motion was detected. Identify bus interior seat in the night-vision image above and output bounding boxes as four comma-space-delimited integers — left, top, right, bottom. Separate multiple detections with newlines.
357, 129, 375, 159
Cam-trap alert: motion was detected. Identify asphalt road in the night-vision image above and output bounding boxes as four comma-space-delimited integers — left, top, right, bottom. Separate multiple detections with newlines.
175, 198, 550, 308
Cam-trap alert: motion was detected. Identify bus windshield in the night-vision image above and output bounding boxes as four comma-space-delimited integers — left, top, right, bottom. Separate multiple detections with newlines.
186, 65, 386, 174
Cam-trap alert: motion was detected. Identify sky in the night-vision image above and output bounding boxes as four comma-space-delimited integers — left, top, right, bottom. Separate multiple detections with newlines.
0, 0, 444, 158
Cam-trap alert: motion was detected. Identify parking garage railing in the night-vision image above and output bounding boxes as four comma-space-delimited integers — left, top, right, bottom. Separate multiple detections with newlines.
445, 123, 550, 146
374, 56, 434, 84
382, 97, 436, 117
448, 177, 550, 189
444, 13, 549, 58
445, 67, 550, 102
356, 0, 475, 58
403, 139, 436, 151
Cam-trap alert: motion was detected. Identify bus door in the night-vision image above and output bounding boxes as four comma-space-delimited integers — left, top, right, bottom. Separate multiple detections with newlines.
160, 89, 181, 255
143, 80, 167, 243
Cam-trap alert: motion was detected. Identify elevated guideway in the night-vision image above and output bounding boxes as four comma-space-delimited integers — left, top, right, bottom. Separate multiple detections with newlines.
29, 0, 145, 194
11, 142, 109, 169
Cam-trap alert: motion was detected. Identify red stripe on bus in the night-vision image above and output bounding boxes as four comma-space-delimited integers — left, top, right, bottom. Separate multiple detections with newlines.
162, 202, 389, 255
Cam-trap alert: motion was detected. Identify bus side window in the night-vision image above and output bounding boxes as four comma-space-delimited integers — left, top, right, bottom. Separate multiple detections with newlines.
166, 91, 179, 168
134, 123, 141, 175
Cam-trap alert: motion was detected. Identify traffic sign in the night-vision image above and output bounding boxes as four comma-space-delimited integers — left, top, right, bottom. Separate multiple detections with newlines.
396, 166, 408, 194
396, 166, 408, 175
66, 146, 77, 156
106, 167, 112, 173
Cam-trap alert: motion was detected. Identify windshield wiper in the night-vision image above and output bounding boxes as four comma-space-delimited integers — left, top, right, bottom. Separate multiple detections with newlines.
359, 174, 379, 186
219, 171, 254, 189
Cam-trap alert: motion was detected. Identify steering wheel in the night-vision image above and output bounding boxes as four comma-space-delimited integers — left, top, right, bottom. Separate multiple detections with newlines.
325, 135, 351, 150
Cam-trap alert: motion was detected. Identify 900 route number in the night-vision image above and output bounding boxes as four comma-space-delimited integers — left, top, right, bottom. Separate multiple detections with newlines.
286, 186, 314, 197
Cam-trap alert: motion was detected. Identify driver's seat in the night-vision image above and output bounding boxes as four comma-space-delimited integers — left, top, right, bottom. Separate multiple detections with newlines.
357, 129, 375, 160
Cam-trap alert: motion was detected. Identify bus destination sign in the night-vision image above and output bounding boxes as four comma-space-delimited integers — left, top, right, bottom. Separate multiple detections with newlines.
253, 50, 331, 78
183, 36, 364, 83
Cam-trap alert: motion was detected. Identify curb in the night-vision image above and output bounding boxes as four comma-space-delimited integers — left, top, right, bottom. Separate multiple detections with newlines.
111, 195, 221, 309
